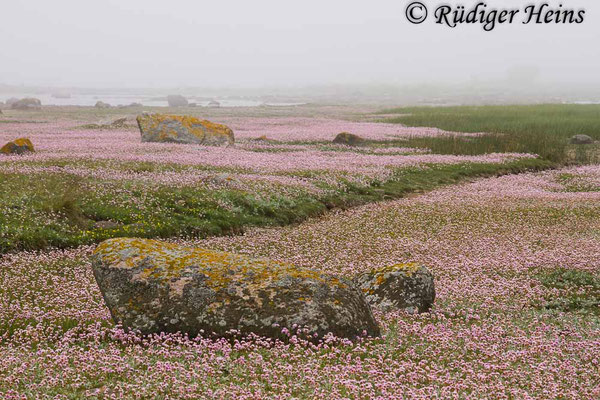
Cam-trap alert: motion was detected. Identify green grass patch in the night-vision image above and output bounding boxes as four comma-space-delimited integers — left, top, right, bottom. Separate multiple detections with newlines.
378, 104, 600, 164
0, 158, 551, 253
536, 268, 600, 314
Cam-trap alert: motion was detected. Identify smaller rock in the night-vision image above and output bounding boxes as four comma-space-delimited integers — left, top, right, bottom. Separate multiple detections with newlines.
207, 100, 221, 108
353, 263, 435, 313
95, 101, 111, 109
333, 132, 365, 146
167, 95, 188, 107
109, 118, 127, 128
570, 134, 594, 145
1, 138, 35, 155
81, 118, 128, 130
5, 98, 19, 106
128, 102, 143, 107
11, 98, 42, 110
93, 220, 121, 230
52, 92, 71, 99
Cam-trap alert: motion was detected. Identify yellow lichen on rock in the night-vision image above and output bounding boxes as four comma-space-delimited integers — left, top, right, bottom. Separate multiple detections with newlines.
369, 262, 421, 277
93, 237, 344, 291
136, 113, 234, 146
1, 137, 34, 155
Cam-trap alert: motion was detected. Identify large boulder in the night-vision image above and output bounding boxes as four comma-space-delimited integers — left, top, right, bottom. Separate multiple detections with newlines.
5, 98, 19, 106
353, 263, 435, 313
91, 238, 380, 340
333, 132, 364, 146
137, 113, 234, 146
167, 95, 188, 107
1, 138, 35, 155
11, 98, 41, 110
570, 134, 594, 145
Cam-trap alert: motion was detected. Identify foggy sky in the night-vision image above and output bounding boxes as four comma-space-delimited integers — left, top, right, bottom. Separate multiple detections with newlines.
1, 0, 598, 88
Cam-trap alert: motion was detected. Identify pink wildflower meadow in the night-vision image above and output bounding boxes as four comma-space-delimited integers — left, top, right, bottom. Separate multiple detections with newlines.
0, 120, 529, 187
1, 166, 599, 398
222, 117, 482, 141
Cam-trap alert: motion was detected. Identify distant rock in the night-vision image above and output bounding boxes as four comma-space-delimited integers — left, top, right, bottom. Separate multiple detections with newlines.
1, 138, 35, 155
110, 117, 128, 127
207, 100, 221, 108
11, 98, 42, 110
5, 98, 19, 106
95, 101, 111, 109
253, 135, 272, 142
353, 263, 435, 313
137, 113, 234, 146
81, 117, 128, 130
93, 220, 121, 230
333, 132, 365, 146
128, 102, 143, 107
91, 238, 381, 340
570, 134, 594, 145
167, 95, 188, 107
52, 92, 71, 99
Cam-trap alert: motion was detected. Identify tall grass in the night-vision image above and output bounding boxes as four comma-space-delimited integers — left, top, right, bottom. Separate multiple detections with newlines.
379, 104, 600, 164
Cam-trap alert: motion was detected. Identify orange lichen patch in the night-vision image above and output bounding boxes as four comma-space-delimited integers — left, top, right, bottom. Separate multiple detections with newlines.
94, 238, 345, 291
1, 137, 34, 154
12, 138, 34, 151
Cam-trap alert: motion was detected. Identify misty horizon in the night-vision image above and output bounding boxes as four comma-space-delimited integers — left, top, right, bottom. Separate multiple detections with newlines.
1, 0, 599, 90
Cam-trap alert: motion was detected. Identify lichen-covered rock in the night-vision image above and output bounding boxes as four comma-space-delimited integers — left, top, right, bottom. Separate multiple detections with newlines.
333, 132, 364, 146
1, 138, 35, 155
11, 98, 41, 110
167, 95, 188, 107
207, 100, 221, 108
570, 134, 594, 145
353, 263, 435, 313
91, 238, 380, 340
137, 113, 234, 146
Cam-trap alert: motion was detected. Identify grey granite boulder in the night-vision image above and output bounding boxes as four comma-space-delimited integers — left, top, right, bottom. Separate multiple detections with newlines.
95, 101, 111, 109
570, 135, 594, 145
353, 263, 435, 313
167, 95, 188, 107
11, 98, 41, 110
333, 132, 364, 146
91, 238, 380, 340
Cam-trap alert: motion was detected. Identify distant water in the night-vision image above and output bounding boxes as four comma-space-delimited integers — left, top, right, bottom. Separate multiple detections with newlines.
0, 93, 304, 108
